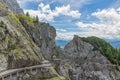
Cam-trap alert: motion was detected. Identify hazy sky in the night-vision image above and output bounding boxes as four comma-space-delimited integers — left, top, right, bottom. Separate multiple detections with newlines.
17, 0, 120, 40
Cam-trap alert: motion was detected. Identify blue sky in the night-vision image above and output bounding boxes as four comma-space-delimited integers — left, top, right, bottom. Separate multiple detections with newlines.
17, 0, 120, 40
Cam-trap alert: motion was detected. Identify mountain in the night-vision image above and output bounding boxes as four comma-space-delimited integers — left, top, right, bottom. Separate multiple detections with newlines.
0, 1, 63, 79
0, 0, 42, 70
106, 39, 120, 48
56, 40, 70, 48
56, 39, 120, 49
59, 35, 120, 80
0, 0, 23, 14
0, 0, 120, 80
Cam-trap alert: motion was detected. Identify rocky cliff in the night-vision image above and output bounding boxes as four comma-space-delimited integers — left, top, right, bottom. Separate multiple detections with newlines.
0, 0, 120, 80
18, 17, 63, 60
0, 0, 23, 14
0, 2, 43, 71
0, 1, 63, 80
59, 35, 120, 80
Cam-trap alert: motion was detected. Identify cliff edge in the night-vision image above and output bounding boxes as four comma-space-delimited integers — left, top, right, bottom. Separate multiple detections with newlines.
0, 0, 23, 14
59, 35, 120, 80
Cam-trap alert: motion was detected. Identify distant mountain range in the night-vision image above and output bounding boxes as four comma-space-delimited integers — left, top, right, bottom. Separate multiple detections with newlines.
106, 39, 120, 48
56, 39, 120, 48
56, 40, 70, 48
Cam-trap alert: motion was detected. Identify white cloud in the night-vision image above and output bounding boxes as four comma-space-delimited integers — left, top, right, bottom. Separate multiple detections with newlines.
76, 8, 120, 39
24, 3, 81, 21
17, 0, 120, 40
56, 31, 106, 40
17, 0, 92, 9
56, 32, 77, 40
17, 0, 42, 3
69, 0, 92, 9
92, 8, 120, 22
56, 29, 67, 32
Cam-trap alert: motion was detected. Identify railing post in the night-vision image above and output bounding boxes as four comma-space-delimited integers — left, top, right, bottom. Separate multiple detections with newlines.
10, 74, 12, 80
24, 69, 26, 73
17, 72, 19, 77
35, 68, 37, 73
2, 77, 4, 80
30, 68, 32, 74
0, 64, 52, 80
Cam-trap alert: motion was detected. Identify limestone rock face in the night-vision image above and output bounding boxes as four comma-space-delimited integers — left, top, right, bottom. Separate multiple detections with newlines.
60, 35, 120, 80
0, 2, 61, 79
0, 54, 7, 71
0, 0, 120, 80
34, 23, 62, 60
0, 2, 43, 71
19, 17, 63, 60
0, 0, 23, 14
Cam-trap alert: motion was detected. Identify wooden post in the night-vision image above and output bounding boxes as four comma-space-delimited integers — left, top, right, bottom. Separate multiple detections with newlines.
2, 76, 4, 80
17, 72, 19, 77
35, 68, 37, 73
10, 74, 12, 80
24, 69, 26, 73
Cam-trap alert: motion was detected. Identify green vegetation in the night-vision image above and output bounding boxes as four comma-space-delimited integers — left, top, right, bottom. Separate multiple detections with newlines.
18, 14, 36, 23
0, 21, 8, 41
81, 36, 120, 65
26, 12, 30, 17
34, 15, 39, 23
11, 13, 19, 22
34, 77, 62, 80
32, 67, 70, 80
33, 77, 70, 80
0, 2, 9, 16
0, 2, 8, 10
4, 37, 19, 56
18, 13, 39, 23
0, 21, 4, 27
0, 21, 20, 56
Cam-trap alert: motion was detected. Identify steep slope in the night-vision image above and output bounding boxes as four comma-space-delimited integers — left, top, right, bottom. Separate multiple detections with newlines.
1, 0, 120, 80
81, 36, 120, 65
0, 1, 64, 80
59, 35, 120, 80
0, 1, 43, 71
18, 15, 63, 60
0, 0, 23, 14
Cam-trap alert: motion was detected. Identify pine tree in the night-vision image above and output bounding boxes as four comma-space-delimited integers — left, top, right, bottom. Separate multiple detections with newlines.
35, 15, 39, 23
26, 12, 30, 17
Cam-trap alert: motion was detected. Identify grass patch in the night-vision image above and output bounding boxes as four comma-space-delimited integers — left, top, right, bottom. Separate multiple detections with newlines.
18, 14, 36, 23
33, 77, 70, 80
